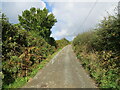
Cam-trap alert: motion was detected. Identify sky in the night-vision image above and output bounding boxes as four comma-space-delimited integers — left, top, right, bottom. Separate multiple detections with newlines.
1, 0, 120, 41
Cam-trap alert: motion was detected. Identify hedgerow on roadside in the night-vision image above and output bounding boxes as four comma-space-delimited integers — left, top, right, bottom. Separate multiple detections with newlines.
56, 38, 70, 49
1, 8, 69, 88
72, 14, 120, 89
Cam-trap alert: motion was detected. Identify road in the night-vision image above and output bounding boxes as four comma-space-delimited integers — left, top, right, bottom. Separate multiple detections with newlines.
23, 45, 97, 88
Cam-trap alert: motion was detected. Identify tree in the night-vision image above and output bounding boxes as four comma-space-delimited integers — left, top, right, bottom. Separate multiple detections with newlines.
18, 7, 57, 46
94, 15, 120, 52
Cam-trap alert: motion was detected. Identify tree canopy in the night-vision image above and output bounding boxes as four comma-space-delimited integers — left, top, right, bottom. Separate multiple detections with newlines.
18, 7, 57, 46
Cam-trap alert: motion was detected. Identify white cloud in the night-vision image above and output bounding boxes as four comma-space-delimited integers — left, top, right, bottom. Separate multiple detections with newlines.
2, 0, 46, 23
55, 29, 68, 37
49, 1, 119, 40
44, 0, 119, 2
2, 0, 45, 2
2, 0, 119, 41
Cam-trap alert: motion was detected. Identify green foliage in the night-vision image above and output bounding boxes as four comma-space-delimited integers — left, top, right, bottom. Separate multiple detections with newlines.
72, 14, 120, 89
93, 15, 120, 52
18, 7, 57, 46
3, 48, 62, 88
2, 8, 69, 88
56, 38, 70, 49
73, 31, 96, 52
2, 13, 57, 88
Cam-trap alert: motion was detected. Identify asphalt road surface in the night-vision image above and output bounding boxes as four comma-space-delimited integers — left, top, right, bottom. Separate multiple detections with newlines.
23, 45, 97, 88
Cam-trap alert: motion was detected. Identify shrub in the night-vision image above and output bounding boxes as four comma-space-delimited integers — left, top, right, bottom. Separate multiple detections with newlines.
93, 15, 120, 52
2, 13, 56, 87
72, 14, 120, 89
56, 38, 70, 49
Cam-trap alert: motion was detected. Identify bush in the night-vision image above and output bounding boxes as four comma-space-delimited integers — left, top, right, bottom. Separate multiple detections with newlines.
93, 15, 120, 52
72, 14, 120, 89
56, 38, 70, 49
2, 13, 56, 87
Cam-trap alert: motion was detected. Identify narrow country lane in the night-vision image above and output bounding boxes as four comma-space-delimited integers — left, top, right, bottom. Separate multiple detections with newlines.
23, 45, 97, 88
